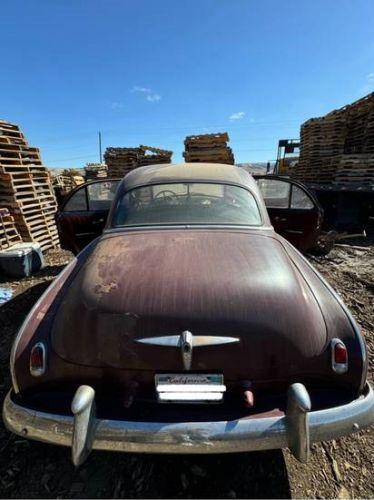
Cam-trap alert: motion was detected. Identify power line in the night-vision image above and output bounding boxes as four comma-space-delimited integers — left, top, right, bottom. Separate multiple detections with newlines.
42, 136, 280, 152
47, 147, 277, 164
47, 154, 98, 163
37, 119, 302, 145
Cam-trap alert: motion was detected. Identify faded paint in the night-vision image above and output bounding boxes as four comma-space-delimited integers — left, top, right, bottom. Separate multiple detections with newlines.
51, 229, 327, 381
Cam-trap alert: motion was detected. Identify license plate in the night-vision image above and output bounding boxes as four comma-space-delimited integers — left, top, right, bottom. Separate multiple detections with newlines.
156, 373, 223, 386
155, 373, 225, 403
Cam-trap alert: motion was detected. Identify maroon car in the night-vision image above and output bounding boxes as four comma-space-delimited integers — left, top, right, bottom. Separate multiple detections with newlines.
3, 163, 373, 466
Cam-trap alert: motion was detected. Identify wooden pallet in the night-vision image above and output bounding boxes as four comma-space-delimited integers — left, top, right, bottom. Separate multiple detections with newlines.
183, 132, 235, 165
0, 209, 22, 250
184, 132, 229, 144
84, 163, 108, 180
140, 145, 173, 156
105, 145, 173, 177
294, 93, 374, 183
0, 120, 60, 252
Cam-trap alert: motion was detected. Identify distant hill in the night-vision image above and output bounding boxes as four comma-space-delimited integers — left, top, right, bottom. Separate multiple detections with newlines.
48, 163, 273, 178
48, 167, 85, 177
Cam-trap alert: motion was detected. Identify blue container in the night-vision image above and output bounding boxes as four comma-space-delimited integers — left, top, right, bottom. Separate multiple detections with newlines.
0, 242, 44, 278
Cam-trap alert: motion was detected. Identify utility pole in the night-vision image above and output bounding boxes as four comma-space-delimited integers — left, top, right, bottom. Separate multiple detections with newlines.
98, 131, 102, 164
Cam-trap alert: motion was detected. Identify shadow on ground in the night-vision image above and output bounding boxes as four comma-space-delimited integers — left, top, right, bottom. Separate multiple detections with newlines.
0, 282, 291, 499
0, 264, 66, 285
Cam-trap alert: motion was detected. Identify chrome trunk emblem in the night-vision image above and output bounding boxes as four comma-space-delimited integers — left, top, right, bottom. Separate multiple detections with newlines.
136, 331, 239, 371
180, 331, 193, 370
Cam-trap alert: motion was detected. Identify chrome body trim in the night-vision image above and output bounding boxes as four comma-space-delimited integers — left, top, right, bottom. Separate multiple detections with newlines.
286, 383, 312, 463
71, 385, 96, 466
136, 333, 240, 347
180, 331, 193, 370
136, 332, 240, 372
3, 383, 374, 460
103, 225, 275, 235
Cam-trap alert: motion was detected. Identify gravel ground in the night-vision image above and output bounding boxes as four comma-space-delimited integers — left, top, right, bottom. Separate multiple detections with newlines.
0, 240, 373, 499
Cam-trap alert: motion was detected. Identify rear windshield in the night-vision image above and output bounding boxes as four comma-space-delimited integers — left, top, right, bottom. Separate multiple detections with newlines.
112, 183, 262, 227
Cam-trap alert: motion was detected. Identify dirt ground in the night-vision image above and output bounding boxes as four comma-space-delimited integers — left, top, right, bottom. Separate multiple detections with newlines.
0, 235, 373, 499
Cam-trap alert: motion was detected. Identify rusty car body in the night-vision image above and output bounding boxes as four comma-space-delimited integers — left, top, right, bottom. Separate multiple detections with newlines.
3, 163, 373, 465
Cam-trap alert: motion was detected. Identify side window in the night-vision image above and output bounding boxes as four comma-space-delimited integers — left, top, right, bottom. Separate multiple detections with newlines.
291, 186, 314, 210
257, 179, 290, 208
87, 181, 119, 211
63, 188, 88, 212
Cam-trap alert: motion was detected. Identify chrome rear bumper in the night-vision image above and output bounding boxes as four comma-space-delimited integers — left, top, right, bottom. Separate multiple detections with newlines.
3, 383, 374, 466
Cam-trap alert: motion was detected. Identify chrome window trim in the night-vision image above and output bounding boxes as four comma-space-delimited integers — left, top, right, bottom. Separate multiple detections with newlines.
103, 225, 275, 235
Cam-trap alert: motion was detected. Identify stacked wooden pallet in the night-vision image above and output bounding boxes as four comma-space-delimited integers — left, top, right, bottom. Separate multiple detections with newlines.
104, 147, 141, 177
334, 155, 374, 184
84, 163, 108, 180
139, 145, 173, 167
293, 93, 374, 185
0, 120, 60, 251
0, 208, 22, 250
105, 145, 172, 177
183, 132, 235, 164
279, 157, 299, 176
293, 116, 347, 182
339, 93, 374, 155
52, 172, 84, 202
364, 110, 374, 155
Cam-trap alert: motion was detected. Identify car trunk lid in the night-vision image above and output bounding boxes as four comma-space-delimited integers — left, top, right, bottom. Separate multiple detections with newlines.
51, 229, 327, 381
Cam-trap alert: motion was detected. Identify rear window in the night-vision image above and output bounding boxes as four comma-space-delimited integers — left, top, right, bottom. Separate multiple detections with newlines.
112, 182, 262, 227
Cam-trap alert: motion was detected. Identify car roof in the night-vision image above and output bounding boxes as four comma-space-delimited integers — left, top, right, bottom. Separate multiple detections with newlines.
120, 163, 257, 191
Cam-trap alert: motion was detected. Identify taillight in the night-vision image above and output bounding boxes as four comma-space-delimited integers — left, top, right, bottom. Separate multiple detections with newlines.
331, 338, 348, 374
30, 342, 46, 376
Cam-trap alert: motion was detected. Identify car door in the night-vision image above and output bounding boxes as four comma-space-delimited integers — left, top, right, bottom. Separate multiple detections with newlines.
56, 179, 120, 254
256, 175, 323, 252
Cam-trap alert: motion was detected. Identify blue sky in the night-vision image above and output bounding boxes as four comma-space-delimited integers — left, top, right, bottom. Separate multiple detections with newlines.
1, 0, 374, 167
